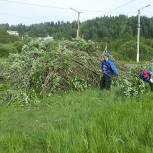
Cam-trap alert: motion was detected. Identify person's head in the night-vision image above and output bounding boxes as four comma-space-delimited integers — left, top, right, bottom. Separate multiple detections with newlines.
102, 50, 111, 61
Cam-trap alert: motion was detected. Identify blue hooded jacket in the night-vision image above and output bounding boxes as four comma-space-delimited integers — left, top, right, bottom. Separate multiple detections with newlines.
101, 60, 118, 77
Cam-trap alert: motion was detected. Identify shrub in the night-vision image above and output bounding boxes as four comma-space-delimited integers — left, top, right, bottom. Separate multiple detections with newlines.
6, 39, 100, 94
13, 41, 24, 53
119, 41, 153, 61
113, 65, 148, 97
0, 44, 17, 57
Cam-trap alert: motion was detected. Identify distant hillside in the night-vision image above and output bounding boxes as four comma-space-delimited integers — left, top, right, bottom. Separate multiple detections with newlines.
1, 15, 153, 40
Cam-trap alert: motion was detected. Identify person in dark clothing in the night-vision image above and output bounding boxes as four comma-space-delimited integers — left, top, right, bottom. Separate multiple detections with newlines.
139, 69, 153, 91
100, 50, 118, 90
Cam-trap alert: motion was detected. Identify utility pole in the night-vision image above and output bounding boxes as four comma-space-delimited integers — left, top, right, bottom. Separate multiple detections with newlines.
70, 8, 82, 39
136, 4, 150, 63
137, 9, 141, 63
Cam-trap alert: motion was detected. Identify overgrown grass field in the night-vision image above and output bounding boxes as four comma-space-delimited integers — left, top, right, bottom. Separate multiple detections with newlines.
1, 89, 153, 153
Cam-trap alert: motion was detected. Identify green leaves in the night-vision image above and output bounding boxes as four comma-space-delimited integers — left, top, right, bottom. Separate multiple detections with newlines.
113, 65, 147, 97
120, 77, 146, 97
6, 39, 100, 95
69, 77, 88, 91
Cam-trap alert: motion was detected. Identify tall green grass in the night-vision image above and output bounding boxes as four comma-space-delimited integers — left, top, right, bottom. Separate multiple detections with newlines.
0, 89, 153, 153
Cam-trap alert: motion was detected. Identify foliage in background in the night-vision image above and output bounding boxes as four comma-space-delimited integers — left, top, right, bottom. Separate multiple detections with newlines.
0, 27, 19, 43
117, 41, 153, 61
1, 15, 153, 41
0, 27, 23, 57
1, 22, 153, 62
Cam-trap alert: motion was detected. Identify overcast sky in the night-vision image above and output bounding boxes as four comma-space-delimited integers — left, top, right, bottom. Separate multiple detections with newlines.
0, 0, 152, 25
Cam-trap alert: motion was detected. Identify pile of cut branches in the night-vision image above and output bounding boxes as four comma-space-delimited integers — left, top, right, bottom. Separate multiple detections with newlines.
6, 39, 101, 94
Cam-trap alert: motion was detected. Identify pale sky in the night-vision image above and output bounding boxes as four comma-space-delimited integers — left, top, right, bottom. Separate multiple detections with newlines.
0, 0, 152, 25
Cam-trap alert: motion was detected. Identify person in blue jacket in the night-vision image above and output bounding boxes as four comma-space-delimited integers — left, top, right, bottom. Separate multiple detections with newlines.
100, 50, 118, 90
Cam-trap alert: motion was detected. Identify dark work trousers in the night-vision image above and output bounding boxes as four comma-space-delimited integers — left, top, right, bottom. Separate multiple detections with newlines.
149, 82, 153, 91
100, 74, 111, 90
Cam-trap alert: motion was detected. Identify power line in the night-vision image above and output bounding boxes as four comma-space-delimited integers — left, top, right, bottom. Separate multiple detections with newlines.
75, 0, 138, 13
108, 0, 138, 12
106, 0, 138, 14
0, 0, 138, 13
0, 0, 69, 10
0, 0, 145, 25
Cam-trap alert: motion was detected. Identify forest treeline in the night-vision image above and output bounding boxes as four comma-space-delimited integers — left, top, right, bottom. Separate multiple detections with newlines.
0, 15, 153, 41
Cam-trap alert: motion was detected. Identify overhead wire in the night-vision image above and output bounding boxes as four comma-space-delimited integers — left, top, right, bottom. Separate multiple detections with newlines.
0, 0, 69, 10
78, 0, 138, 13
0, 0, 139, 13
107, 0, 138, 13
0, 0, 143, 24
